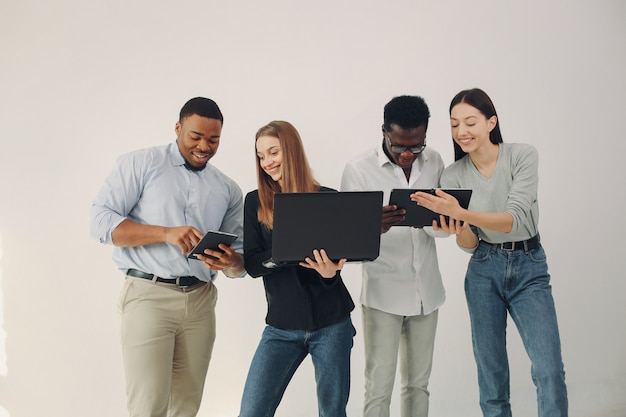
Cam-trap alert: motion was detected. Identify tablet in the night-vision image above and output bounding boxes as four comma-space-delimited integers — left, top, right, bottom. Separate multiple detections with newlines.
188, 230, 238, 260
389, 188, 472, 227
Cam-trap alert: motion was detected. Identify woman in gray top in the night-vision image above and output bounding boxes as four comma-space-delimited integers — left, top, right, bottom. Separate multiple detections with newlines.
412, 88, 568, 417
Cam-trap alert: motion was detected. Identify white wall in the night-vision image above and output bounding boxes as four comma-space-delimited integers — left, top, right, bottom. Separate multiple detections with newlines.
1, 1, 625, 416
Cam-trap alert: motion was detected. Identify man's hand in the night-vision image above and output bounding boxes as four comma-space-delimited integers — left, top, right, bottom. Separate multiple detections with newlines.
196, 244, 245, 278
112, 220, 204, 252
164, 226, 205, 254
381, 204, 406, 233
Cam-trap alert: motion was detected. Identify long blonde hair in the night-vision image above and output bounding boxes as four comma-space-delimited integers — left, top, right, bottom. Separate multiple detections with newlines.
255, 121, 319, 228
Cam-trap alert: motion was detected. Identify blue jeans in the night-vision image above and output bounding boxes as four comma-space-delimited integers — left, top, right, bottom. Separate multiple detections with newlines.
465, 241, 568, 417
239, 317, 356, 417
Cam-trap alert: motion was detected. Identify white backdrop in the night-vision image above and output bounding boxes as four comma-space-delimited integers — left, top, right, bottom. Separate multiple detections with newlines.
1, 1, 625, 416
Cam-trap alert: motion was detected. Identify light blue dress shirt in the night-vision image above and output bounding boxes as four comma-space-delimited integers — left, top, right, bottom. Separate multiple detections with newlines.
90, 142, 244, 282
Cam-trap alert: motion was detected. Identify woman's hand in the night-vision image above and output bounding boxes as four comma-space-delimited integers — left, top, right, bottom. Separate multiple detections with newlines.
433, 215, 469, 235
299, 249, 347, 279
433, 213, 478, 249
411, 189, 462, 219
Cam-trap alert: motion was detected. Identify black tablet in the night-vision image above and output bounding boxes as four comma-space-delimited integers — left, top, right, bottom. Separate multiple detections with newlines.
188, 230, 238, 260
389, 188, 472, 227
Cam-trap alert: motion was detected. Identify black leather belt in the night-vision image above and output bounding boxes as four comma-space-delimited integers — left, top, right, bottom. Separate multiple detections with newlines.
126, 268, 204, 287
485, 234, 540, 251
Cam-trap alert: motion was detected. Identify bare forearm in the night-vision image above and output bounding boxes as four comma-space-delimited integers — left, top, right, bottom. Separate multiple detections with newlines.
111, 219, 167, 247
456, 227, 479, 249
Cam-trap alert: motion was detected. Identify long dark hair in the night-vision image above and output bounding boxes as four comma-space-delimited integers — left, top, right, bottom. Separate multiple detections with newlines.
450, 88, 503, 161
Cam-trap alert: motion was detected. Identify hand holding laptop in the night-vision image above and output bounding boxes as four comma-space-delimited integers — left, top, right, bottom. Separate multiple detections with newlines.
299, 249, 347, 279
271, 191, 383, 264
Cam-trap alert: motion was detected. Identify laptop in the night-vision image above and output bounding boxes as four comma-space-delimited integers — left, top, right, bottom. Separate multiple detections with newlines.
268, 191, 383, 265
389, 188, 473, 227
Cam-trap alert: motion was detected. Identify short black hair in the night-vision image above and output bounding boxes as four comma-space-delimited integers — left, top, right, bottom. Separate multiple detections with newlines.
179, 97, 223, 124
383, 95, 430, 131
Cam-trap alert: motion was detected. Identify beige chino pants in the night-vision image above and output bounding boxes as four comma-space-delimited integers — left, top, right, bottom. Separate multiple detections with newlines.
118, 275, 217, 417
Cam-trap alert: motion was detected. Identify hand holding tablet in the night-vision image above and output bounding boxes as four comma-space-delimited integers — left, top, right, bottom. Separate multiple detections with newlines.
389, 188, 472, 227
188, 230, 238, 260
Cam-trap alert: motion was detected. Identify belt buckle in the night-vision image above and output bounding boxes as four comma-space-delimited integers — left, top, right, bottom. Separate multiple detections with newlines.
500, 242, 515, 251
180, 282, 204, 293
175, 277, 190, 292
177, 277, 204, 292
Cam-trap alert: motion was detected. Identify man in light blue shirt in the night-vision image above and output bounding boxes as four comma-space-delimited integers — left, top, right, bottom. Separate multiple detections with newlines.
90, 97, 245, 417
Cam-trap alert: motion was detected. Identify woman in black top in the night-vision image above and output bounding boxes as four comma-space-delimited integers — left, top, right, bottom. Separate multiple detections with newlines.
238, 121, 356, 417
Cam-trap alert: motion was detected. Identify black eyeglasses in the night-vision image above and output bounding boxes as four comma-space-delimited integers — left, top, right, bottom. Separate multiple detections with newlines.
385, 135, 427, 154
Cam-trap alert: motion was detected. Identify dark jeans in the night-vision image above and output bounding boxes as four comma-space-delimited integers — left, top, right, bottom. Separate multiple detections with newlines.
239, 317, 355, 417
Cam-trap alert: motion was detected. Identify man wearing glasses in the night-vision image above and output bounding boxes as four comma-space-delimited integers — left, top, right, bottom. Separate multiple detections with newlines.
341, 95, 447, 417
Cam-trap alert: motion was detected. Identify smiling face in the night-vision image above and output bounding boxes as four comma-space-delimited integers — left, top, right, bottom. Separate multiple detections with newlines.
256, 135, 283, 186
175, 114, 222, 170
450, 102, 497, 154
382, 124, 427, 170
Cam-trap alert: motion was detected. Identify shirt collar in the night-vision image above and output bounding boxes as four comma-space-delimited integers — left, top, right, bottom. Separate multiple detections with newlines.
169, 142, 187, 167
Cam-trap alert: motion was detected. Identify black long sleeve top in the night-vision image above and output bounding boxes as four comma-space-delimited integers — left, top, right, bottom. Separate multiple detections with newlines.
243, 188, 355, 331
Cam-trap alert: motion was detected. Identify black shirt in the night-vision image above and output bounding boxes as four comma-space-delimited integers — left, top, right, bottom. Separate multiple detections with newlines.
243, 188, 355, 331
